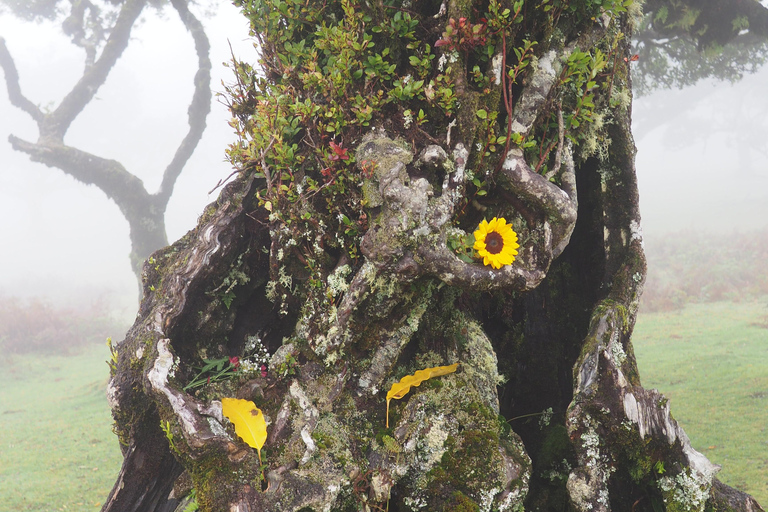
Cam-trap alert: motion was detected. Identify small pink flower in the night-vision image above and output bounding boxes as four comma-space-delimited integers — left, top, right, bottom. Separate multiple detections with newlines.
260, 364, 268, 378
229, 356, 240, 370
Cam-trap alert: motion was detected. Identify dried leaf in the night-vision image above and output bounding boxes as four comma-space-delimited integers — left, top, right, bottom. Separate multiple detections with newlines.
221, 397, 267, 462
385, 363, 459, 427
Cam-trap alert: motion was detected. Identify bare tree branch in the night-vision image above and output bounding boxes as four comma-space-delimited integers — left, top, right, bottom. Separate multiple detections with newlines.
42, 0, 147, 140
8, 134, 168, 275
8, 134, 150, 212
0, 37, 44, 122
1, 0, 215, 287
156, 0, 212, 205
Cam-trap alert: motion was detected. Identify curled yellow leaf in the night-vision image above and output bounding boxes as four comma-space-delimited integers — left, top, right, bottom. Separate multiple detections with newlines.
221, 397, 268, 462
385, 363, 459, 427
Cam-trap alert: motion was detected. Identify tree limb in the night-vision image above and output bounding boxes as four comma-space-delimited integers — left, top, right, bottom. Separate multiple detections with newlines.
8, 135, 151, 215
500, 147, 577, 223
0, 37, 43, 122
509, 20, 609, 137
156, 0, 212, 206
42, 0, 147, 140
8, 135, 168, 275
62, 0, 106, 69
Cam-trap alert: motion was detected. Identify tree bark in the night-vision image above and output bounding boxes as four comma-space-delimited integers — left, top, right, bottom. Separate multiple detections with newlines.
102, 0, 765, 511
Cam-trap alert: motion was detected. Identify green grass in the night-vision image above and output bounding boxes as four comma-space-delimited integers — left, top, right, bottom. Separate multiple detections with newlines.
634, 299, 768, 505
0, 344, 123, 511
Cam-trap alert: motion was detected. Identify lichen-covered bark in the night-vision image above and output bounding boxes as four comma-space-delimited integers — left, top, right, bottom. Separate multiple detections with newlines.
101, 1, 764, 511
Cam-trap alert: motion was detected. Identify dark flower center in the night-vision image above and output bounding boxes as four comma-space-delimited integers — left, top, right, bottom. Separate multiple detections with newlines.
485, 232, 504, 254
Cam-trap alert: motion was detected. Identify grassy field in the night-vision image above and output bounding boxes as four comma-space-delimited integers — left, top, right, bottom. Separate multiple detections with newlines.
0, 300, 765, 509
633, 299, 768, 504
0, 344, 122, 511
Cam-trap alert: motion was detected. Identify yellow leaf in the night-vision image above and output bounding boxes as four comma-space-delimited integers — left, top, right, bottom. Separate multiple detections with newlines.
221, 397, 268, 462
385, 363, 459, 427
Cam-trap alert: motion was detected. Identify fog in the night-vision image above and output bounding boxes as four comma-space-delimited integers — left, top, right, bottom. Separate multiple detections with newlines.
0, 4, 767, 317
634, 67, 768, 234
0, 2, 252, 318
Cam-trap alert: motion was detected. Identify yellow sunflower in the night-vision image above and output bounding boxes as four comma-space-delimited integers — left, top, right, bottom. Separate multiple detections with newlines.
473, 217, 519, 269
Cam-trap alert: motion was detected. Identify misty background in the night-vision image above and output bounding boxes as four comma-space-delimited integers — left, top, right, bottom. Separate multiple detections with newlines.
635, 68, 768, 233
1, 0, 767, 508
0, 1, 252, 319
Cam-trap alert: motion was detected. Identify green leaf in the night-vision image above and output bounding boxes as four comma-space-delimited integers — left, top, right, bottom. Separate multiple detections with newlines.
222, 291, 236, 309
458, 253, 475, 263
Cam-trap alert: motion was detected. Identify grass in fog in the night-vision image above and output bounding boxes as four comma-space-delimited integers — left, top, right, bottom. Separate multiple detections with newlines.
634, 299, 768, 504
0, 344, 122, 511
0, 297, 127, 356
642, 229, 768, 312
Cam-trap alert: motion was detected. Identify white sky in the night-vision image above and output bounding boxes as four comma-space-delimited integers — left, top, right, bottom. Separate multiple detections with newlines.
0, 2, 253, 315
0, 5, 766, 317
633, 67, 768, 235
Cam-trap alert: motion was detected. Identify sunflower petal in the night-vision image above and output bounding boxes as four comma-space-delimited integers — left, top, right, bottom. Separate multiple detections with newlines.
473, 217, 518, 269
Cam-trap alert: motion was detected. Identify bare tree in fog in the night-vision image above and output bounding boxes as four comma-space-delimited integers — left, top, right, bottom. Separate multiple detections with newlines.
631, 0, 768, 170
634, 0, 768, 96
0, 0, 211, 288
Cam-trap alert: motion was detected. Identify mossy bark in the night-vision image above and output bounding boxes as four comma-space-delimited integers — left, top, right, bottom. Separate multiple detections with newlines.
101, 1, 763, 511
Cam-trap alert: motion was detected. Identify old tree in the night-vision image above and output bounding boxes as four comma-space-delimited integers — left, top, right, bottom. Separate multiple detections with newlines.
103, 0, 764, 511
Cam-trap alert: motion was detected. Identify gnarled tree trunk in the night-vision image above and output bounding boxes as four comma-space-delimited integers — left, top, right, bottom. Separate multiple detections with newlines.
102, 0, 764, 510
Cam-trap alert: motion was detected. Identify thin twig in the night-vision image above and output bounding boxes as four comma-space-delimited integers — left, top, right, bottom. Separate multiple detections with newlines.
445, 119, 457, 147
416, 125, 442, 146
261, 136, 277, 196
228, 39, 247, 93
0, 38, 44, 122
544, 106, 565, 180
496, 31, 514, 175
209, 134, 276, 196
208, 168, 243, 195
535, 105, 563, 177
534, 138, 558, 175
